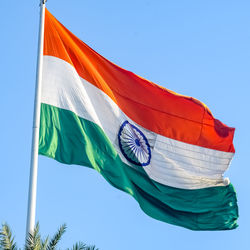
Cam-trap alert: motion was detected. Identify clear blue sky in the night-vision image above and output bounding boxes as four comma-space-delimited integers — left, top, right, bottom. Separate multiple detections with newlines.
1, 0, 249, 249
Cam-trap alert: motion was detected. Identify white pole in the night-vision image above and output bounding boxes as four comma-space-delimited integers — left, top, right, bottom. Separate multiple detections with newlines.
26, 0, 46, 238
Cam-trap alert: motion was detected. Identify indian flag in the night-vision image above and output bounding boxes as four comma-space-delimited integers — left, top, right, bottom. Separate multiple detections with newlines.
39, 8, 238, 230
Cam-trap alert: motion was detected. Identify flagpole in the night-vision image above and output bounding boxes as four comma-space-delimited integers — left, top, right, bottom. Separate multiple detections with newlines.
26, 0, 46, 238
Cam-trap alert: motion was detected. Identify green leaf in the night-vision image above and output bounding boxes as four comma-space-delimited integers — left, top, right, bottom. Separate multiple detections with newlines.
0, 223, 17, 250
25, 223, 41, 250
47, 224, 66, 250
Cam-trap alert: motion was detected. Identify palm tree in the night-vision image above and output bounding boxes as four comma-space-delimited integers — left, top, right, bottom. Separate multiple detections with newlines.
0, 223, 98, 250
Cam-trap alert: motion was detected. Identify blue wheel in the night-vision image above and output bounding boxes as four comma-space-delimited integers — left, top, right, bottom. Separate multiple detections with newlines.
118, 121, 151, 166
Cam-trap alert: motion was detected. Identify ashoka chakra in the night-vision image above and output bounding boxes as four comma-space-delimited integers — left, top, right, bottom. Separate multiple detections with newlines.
118, 121, 151, 166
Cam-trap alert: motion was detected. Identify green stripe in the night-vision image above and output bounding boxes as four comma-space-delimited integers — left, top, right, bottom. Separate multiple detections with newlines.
39, 103, 238, 230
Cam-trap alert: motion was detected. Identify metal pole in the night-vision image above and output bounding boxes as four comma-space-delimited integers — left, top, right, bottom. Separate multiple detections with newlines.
26, 0, 46, 238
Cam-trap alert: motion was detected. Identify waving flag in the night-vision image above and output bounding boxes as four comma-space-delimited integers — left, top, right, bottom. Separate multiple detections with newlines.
39, 8, 238, 230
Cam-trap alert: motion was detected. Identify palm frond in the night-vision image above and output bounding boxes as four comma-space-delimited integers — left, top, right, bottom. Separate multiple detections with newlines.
1, 222, 98, 250
41, 236, 49, 250
25, 223, 41, 250
0, 223, 17, 250
69, 241, 87, 250
84, 246, 99, 250
47, 224, 66, 250
67, 242, 99, 250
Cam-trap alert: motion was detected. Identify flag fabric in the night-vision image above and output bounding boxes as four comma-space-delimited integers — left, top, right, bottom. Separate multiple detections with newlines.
39, 8, 238, 230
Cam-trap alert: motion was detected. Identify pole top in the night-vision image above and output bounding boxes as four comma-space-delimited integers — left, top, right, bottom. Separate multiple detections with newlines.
40, 0, 47, 4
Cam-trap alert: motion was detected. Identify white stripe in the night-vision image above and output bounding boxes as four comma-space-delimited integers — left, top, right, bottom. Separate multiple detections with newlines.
41, 55, 234, 189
